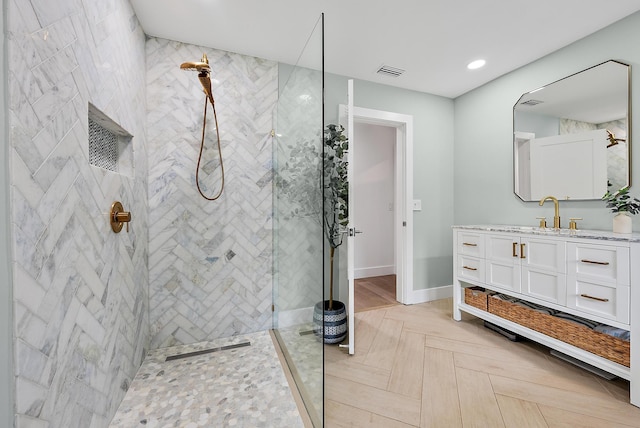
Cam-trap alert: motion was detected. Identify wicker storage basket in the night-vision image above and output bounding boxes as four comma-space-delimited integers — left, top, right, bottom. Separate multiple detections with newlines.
464, 287, 490, 311
488, 297, 629, 367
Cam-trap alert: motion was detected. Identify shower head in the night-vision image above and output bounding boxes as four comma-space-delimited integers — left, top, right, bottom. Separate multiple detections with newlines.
180, 53, 211, 73
181, 53, 215, 105
180, 61, 211, 72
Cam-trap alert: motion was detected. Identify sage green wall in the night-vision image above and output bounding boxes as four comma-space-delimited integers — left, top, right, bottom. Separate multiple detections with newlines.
325, 74, 455, 291
454, 11, 640, 230
1, 0, 15, 424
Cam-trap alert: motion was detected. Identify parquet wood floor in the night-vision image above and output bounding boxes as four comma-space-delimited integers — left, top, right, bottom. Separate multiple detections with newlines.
355, 275, 400, 313
324, 298, 640, 427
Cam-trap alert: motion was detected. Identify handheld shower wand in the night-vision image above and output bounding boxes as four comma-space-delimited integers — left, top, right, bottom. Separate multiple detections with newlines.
180, 53, 216, 106
180, 53, 225, 201
198, 73, 215, 106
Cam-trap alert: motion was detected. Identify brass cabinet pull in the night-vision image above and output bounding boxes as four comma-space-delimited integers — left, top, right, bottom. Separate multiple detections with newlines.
580, 259, 610, 266
463, 266, 477, 271
512, 242, 518, 257
520, 243, 526, 259
462, 242, 477, 247
580, 294, 609, 302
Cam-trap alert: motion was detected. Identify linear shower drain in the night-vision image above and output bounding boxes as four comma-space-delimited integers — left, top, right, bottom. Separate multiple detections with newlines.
165, 341, 251, 362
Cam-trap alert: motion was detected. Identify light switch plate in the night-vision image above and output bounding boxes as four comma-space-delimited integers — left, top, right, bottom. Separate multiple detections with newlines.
413, 199, 422, 211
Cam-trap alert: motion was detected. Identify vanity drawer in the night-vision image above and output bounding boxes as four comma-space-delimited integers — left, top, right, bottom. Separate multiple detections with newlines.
457, 231, 484, 258
567, 279, 629, 324
457, 255, 484, 283
567, 243, 629, 285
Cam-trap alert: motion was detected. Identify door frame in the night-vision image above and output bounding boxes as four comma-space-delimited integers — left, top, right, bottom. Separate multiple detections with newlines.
339, 104, 414, 304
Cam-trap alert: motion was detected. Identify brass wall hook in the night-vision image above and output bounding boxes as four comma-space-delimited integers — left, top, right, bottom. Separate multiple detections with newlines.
110, 201, 132, 233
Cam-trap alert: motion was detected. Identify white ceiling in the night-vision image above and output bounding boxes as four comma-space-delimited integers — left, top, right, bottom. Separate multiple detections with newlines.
130, 0, 640, 99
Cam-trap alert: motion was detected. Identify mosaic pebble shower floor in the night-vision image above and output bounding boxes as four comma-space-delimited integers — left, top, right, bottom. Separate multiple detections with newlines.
109, 331, 303, 427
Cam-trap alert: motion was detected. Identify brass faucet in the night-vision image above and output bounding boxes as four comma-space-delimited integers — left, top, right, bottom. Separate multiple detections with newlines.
539, 196, 561, 229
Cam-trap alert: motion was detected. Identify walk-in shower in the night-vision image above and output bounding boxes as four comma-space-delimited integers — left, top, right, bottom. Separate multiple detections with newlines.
182, 17, 327, 424
181, 53, 225, 200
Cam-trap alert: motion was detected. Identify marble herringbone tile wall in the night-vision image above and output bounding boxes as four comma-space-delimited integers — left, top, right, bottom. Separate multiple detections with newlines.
6, 0, 149, 427
146, 39, 278, 348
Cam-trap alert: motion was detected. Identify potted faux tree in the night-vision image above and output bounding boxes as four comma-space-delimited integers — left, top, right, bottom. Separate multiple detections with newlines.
275, 124, 349, 344
312, 124, 349, 344
602, 186, 640, 234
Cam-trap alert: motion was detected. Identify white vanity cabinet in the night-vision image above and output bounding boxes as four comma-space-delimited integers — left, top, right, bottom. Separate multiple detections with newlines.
485, 233, 566, 304
452, 225, 640, 408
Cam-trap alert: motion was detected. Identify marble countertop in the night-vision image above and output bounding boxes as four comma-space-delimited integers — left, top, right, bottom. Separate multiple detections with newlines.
453, 224, 640, 242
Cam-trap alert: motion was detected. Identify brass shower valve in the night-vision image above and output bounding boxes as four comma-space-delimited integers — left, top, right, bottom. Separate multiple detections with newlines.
110, 201, 132, 233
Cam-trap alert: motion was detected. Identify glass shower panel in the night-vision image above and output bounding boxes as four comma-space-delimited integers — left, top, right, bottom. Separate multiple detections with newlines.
273, 14, 324, 427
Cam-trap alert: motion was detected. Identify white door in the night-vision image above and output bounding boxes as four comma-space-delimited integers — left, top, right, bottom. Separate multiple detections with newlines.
338, 80, 356, 355
339, 82, 415, 354
345, 79, 356, 355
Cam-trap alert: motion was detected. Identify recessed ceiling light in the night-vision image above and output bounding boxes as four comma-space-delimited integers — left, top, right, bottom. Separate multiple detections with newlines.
467, 59, 486, 70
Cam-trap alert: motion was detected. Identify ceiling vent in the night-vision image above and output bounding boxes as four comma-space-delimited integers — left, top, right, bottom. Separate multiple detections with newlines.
520, 99, 544, 106
377, 65, 405, 78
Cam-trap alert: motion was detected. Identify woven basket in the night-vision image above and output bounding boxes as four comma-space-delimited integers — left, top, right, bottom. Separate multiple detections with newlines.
488, 297, 629, 367
464, 287, 490, 311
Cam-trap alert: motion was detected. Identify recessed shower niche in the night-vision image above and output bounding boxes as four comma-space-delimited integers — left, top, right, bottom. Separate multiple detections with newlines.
88, 103, 134, 177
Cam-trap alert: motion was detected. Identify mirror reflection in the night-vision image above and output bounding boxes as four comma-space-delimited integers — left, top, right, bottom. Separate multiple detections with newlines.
513, 60, 630, 201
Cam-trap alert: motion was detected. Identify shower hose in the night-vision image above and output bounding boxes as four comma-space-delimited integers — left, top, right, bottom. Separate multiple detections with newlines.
196, 96, 225, 200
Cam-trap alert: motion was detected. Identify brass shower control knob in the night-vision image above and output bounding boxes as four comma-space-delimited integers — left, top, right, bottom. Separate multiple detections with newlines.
115, 211, 131, 223
110, 201, 132, 233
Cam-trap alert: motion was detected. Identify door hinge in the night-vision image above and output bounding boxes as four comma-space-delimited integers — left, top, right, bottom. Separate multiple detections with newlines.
271, 304, 275, 312
403, 221, 407, 227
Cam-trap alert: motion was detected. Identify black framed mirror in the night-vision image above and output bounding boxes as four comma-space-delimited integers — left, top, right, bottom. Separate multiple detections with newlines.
513, 60, 630, 201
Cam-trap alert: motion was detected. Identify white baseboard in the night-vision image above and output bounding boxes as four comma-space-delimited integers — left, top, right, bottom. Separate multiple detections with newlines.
278, 306, 314, 329
277, 286, 452, 327
408, 284, 452, 304
354, 265, 395, 279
